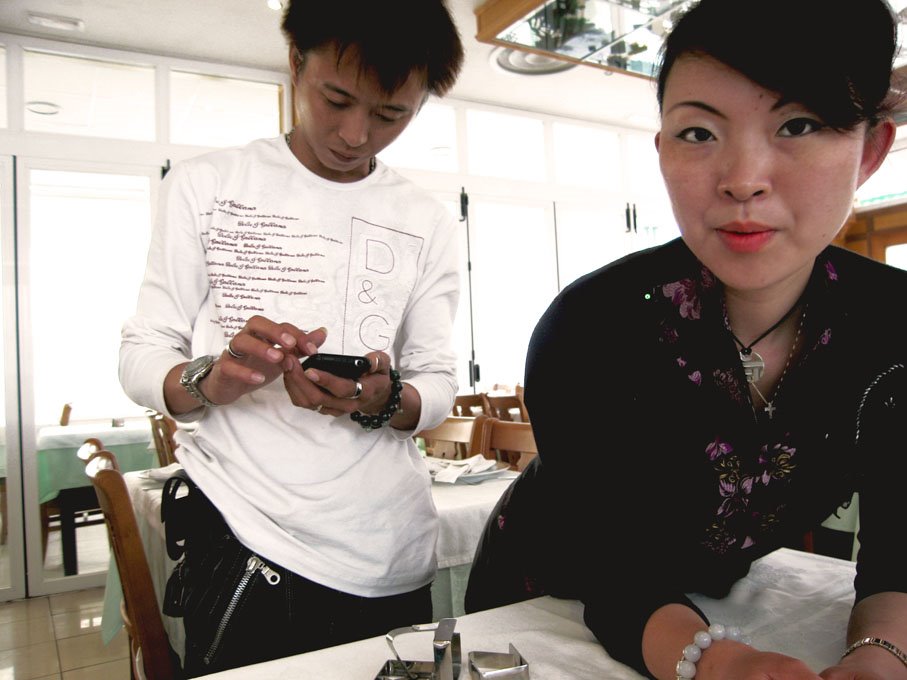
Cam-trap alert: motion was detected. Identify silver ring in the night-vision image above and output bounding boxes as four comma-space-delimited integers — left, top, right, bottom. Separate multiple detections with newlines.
314, 404, 323, 413
226, 340, 246, 359
347, 381, 363, 400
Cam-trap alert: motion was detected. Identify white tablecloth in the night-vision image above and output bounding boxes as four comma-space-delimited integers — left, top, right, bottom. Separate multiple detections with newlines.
101, 467, 516, 661
202, 548, 858, 679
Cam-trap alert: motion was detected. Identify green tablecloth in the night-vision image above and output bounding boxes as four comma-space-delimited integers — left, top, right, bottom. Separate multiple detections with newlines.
36, 421, 156, 503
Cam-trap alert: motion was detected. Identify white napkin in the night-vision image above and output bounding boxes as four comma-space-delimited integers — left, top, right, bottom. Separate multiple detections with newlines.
136, 462, 184, 481
425, 454, 497, 484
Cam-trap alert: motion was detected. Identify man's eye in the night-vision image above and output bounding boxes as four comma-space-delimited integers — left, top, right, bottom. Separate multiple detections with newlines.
779, 117, 823, 137
326, 98, 349, 109
678, 127, 714, 143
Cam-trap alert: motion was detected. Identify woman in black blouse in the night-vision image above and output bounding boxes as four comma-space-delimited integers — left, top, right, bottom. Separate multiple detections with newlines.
466, 1, 907, 679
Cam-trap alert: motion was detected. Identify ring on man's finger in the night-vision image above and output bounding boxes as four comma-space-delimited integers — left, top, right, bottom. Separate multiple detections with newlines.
314, 404, 323, 413
347, 381, 363, 400
226, 340, 246, 359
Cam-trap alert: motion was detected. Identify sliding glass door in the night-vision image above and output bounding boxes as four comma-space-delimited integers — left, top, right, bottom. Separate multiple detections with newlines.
0, 155, 26, 601
15, 157, 158, 596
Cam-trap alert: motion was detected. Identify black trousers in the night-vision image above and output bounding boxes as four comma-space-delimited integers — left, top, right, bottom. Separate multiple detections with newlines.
163, 478, 432, 677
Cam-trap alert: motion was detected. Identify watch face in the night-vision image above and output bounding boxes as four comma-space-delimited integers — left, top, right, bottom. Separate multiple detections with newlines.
183, 355, 215, 384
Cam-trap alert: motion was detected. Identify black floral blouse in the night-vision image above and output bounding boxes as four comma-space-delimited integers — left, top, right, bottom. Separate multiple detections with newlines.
466, 238, 907, 677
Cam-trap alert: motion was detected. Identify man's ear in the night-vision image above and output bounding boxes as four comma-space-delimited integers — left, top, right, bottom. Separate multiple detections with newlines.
288, 46, 304, 77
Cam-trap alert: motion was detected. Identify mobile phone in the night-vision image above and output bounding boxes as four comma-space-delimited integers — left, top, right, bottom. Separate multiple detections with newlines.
300, 353, 370, 379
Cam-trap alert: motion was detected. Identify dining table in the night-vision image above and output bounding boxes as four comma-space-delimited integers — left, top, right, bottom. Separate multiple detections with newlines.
36, 419, 156, 575
200, 547, 858, 679
100, 462, 519, 665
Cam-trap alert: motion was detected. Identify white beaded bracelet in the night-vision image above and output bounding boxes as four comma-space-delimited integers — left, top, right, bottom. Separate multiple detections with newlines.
675, 623, 750, 679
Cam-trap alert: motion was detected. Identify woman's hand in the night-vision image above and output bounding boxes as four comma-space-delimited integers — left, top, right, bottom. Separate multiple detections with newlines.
283, 351, 392, 417
203, 316, 326, 406
702, 646, 822, 680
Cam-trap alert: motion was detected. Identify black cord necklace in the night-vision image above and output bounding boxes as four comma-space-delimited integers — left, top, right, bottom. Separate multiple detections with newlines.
728, 296, 803, 385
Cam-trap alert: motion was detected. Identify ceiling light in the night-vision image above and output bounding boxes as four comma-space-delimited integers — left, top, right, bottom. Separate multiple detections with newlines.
267, 0, 284, 10
26, 12, 84, 32
490, 47, 577, 76
25, 101, 61, 115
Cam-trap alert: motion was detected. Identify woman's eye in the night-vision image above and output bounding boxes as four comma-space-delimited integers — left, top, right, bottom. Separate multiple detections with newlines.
677, 127, 714, 143
779, 117, 823, 137
326, 98, 349, 109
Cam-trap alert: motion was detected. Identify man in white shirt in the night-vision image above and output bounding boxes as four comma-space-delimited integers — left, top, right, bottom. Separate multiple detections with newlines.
119, 0, 464, 674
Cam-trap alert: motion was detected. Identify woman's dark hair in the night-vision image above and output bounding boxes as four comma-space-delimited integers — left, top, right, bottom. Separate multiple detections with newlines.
281, 0, 464, 98
656, 0, 899, 129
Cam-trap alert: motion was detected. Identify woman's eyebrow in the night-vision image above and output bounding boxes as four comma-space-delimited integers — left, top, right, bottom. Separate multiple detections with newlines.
665, 100, 725, 117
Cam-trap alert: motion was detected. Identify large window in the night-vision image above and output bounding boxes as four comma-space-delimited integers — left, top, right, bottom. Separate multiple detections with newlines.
0, 46, 6, 129
466, 109, 545, 181
379, 101, 458, 173
25, 167, 153, 425
24, 50, 156, 141
170, 71, 282, 147
552, 121, 621, 188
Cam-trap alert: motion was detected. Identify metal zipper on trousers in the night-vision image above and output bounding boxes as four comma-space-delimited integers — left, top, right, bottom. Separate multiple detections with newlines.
203, 554, 281, 665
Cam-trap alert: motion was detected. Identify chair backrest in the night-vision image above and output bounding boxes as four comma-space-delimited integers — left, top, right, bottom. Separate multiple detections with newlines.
452, 393, 487, 417
417, 414, 491, 460
481, 393, 530, 423
86, 453, 177, 680
147, 411, 179, 467
76, 437, 105, 464
481, 418, 538, 471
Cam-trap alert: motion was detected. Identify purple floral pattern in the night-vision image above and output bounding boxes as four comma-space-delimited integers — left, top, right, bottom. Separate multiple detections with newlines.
656, 255, 839, 555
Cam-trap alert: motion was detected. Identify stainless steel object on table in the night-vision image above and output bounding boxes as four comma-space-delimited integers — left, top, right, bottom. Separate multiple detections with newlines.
376, 618, 461, 680
468, 643, 529, 679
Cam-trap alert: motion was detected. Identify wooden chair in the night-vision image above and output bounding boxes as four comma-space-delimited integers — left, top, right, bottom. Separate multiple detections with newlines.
416, 414, 491, 460
452, 393, 487, 417
480, 418, 538, 472
86, 451, 179, 680
42, 437, 110, 566
481, 393, 530, 423
147, 411, 179, 467
76, 437, 104, 464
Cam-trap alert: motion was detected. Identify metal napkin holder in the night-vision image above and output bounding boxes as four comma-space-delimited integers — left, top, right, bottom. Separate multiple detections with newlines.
468, 643, 530, 679
374, 618, 461, 680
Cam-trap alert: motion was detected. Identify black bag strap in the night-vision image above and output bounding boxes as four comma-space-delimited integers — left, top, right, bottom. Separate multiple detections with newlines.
162, 468, 196, 561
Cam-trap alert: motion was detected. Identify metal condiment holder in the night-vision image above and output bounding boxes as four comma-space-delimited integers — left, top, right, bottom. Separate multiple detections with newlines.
468, 643, 530, 679
374, 618, 461, 680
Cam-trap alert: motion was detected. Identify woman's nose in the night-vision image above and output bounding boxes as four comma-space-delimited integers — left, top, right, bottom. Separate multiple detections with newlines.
716, 140, 771, 201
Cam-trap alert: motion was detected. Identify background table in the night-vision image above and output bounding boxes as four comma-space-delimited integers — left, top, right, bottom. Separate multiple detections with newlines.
37, 420, 155, 575
101, 466, 517, 664
36, 420, 155, 503
202, 548, 858, 679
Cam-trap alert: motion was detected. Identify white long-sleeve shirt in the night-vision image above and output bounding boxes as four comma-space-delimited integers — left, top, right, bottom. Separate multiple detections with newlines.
120, 137, 459, 597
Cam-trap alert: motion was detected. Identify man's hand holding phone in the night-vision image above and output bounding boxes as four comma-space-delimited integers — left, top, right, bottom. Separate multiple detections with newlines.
286, 350, 393, 418
300, 353, 370, 380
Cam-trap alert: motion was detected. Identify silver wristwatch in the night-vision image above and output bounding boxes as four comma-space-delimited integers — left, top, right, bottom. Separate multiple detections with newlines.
180, 354, 218, 407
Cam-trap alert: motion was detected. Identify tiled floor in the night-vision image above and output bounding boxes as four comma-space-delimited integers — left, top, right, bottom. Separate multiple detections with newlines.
0, 586, 130, 679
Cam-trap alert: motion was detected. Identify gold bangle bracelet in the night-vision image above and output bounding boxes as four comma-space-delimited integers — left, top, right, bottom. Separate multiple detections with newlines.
842, 637, 907, 668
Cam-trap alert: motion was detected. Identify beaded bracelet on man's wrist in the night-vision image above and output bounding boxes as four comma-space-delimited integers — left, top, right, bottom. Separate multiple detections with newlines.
350, 369, 402, 431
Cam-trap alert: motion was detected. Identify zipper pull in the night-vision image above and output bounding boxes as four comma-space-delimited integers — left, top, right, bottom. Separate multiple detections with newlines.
246, 555, 281, 585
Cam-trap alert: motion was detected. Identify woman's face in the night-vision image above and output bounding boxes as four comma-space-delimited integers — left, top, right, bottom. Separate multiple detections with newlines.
656, 54, 893, 298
